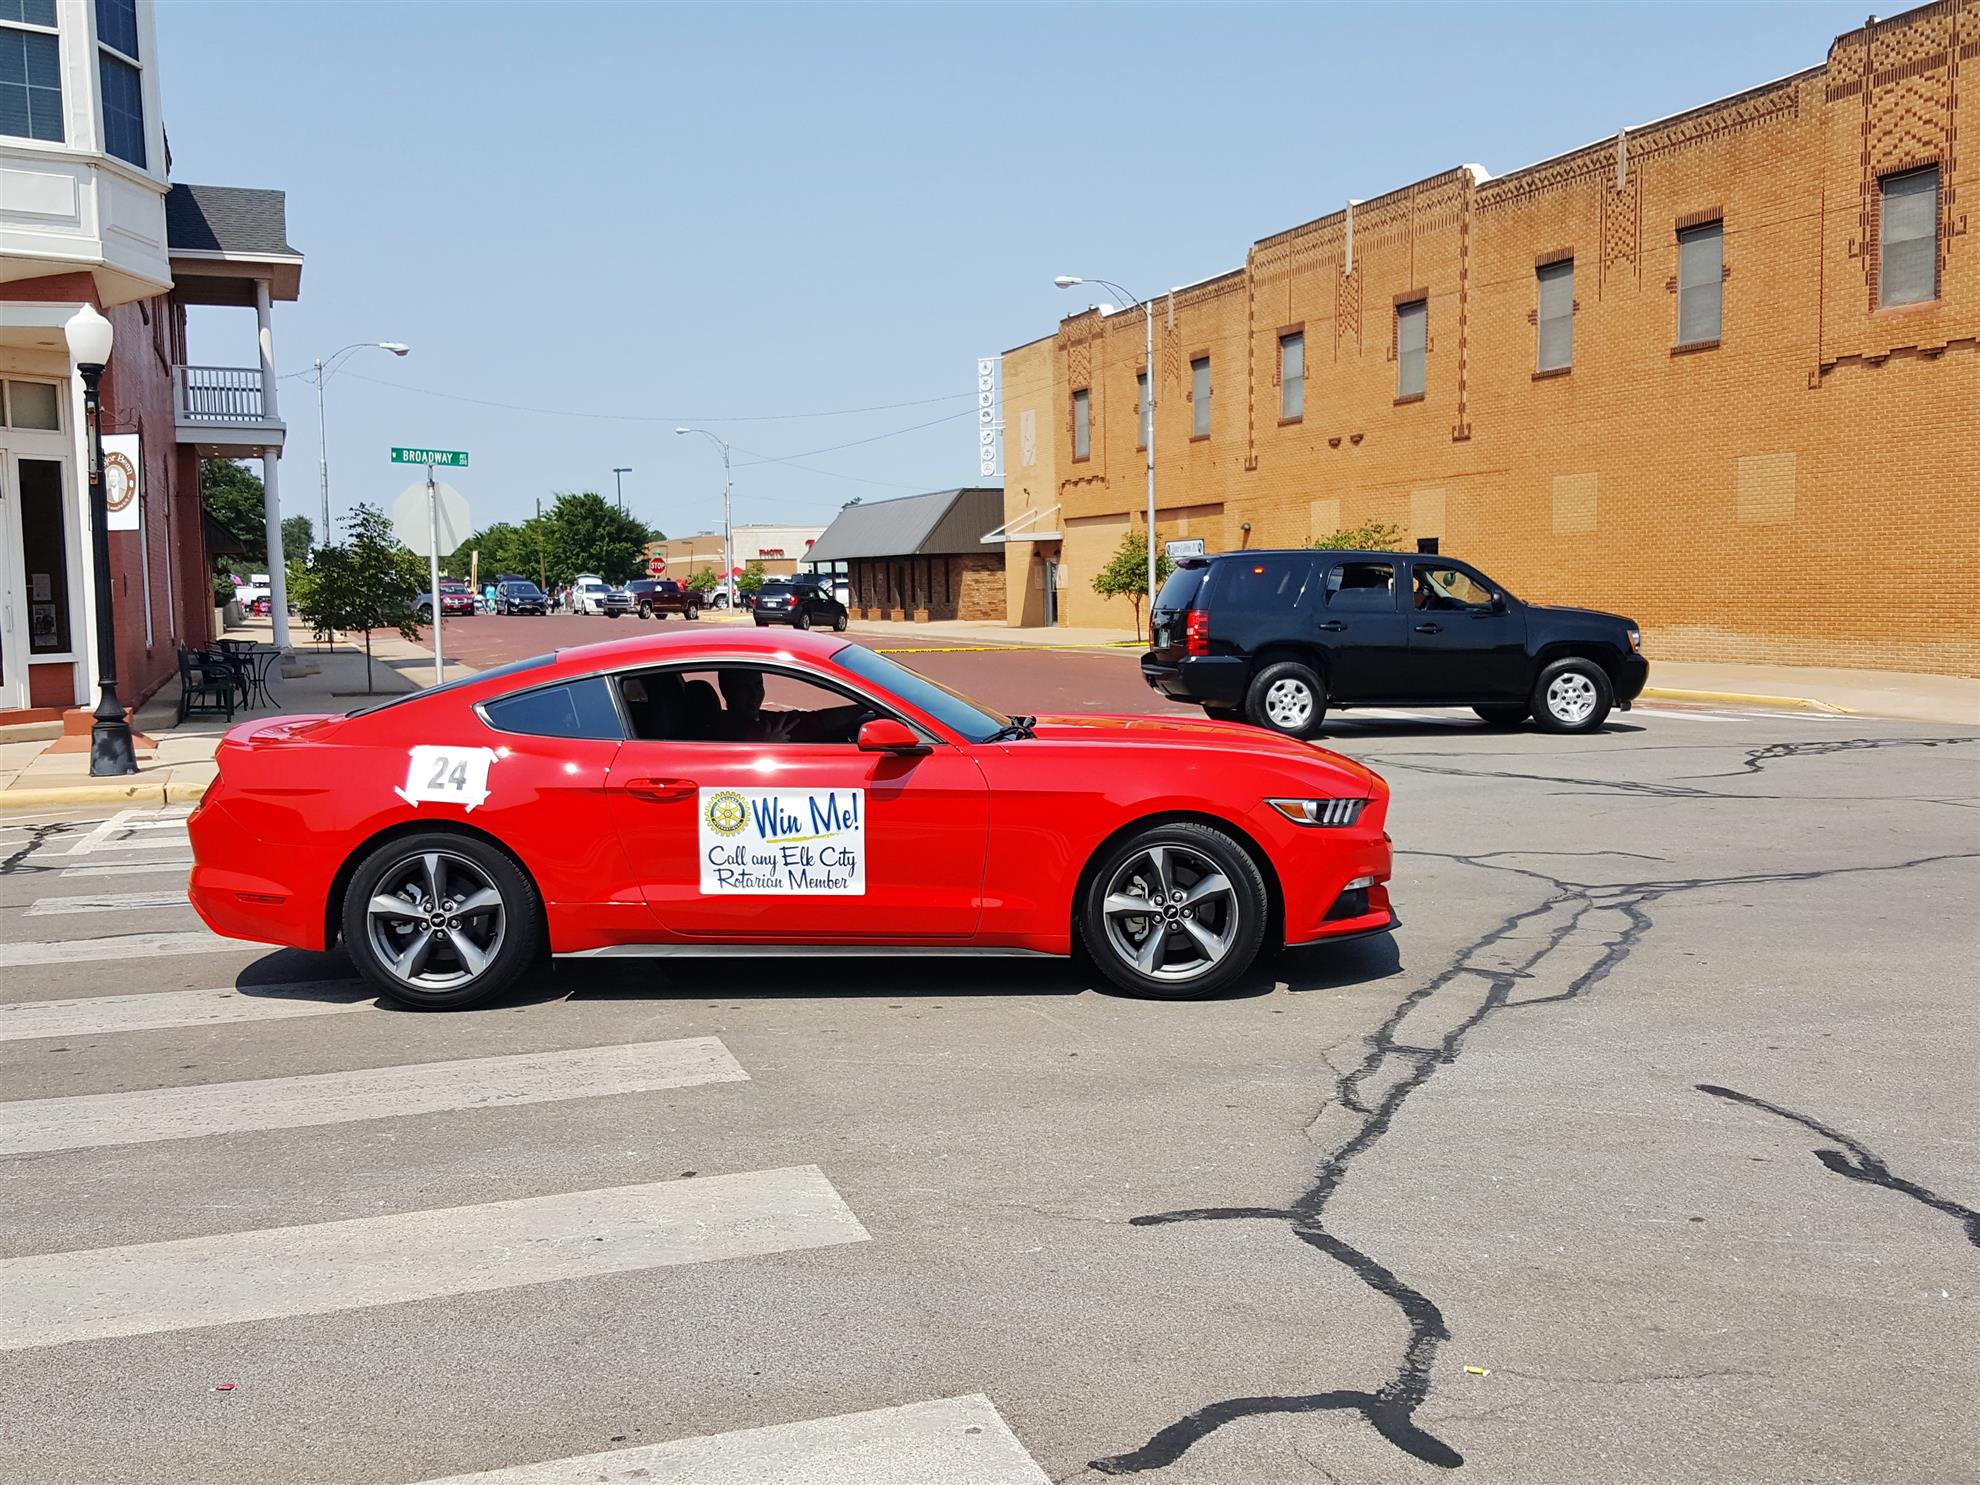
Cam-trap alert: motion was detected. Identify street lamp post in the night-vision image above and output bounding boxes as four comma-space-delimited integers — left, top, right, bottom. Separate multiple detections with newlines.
311, 341, 409, 544
675, 428, 732, 608
611, 466, 631, 511
1056, 275, 1156, 635
63, 304, 137, 776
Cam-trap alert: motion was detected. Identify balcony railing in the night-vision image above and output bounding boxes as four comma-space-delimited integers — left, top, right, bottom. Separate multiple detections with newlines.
174, 365, 270, 425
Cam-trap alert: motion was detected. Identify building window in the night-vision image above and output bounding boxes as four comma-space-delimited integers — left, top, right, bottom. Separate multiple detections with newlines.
96, 0, 144, 168
1071, 388, 1090, 461
1879, 166, 1938, 307
1396, 300, 1427, 399
1190, 357, 1211, 438
1676, 221, 1722, 346
1279, 331, 1304, 421
1134, 371, 1148, 450
0, 0, 63, 144
1536, 260, 1573, 372
2, 378, 63, 431
19, 457, 73, 656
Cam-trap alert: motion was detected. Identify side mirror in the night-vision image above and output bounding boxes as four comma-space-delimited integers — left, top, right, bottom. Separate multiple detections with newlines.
857, 718, 928, 756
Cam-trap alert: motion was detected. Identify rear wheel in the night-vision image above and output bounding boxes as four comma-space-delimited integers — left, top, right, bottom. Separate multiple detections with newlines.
1473, 703, 1529, 727
341, 833, 541, 1010
832, 610, 849, 632
1080, 822, 1268, 999
1531, 658, 1613, 734
1246, 660, 1327, 738
685, 604, 700, 621
637, 603, 652, 619
794, 609, 812, 631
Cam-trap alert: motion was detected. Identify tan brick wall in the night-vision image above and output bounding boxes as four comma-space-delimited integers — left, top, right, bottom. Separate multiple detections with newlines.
955, 554, 1005, 621
999, 2, 1980, 675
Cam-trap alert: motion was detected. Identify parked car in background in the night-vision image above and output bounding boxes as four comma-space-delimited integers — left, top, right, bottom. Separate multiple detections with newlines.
415, 583, 475, 622
1143, 549, 1646, 736
572, 576, 633, 618
752, 578, 848, 631
494, 580, 548, 616
625, 578, 701, 620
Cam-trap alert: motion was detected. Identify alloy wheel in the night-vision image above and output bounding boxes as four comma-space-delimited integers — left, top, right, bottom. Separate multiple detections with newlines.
1101, 843, 1239, 983
1546, 671, 1598, 725
364, 850, 507, 991
1264, 678, 1314, 730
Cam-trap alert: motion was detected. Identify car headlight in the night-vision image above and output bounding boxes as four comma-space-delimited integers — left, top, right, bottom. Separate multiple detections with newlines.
1268, 797, 1368, 827
1626, 627, 1641, 653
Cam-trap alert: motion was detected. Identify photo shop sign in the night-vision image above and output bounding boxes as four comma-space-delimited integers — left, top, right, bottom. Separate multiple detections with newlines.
699, 787, 865, 895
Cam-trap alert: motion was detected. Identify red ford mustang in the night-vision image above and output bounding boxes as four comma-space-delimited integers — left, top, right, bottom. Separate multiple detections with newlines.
187, 629, 1395, 1008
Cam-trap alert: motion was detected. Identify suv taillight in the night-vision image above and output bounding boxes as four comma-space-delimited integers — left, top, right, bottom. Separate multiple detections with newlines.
1186, 609, 1210, 656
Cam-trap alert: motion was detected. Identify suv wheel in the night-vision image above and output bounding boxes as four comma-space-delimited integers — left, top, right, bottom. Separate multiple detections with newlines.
1080, 822, 1268, 999
1532, 658, 1613, 734
341, 833, 541, 1010
1246, 660, 1327, 738
1473, 704, 1529, 727
832, 610, 848, 632
637, 603, 652, 619
793, 609, 812, 631
685, 603, 700, 621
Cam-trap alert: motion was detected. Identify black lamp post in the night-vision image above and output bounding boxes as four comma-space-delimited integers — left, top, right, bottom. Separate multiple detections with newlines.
64, 304, 137, 777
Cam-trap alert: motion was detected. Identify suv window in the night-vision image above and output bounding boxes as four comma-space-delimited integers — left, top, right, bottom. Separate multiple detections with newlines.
1324, 562, 1397, 611
1412, 564, 1494, 611
1218, 556, 1312, 613
1154, 564, 1208, 612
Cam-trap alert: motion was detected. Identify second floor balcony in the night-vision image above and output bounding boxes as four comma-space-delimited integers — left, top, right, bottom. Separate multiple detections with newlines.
174, 364, 285, 457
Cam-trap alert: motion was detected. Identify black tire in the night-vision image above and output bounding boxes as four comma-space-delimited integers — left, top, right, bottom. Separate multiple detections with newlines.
1202, 705, 1245, 723
1245, 659, 1327, 739
1079, 821, 1269, 999
637, 603, 652, 619
1473, 704, 1530, 727
340, 832, 541, 1010
1531, 657, 1614, 734
754, 618, 769, 627
417, 604, 433, 624
832, 611, 848, 632
793, 609, 812, 631
685, 604, 700, 621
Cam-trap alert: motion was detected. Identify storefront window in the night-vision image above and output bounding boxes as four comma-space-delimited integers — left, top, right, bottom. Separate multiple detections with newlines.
17, 458, 72, 655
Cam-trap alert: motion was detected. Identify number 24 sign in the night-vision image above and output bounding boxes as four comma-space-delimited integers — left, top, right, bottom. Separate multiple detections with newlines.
396, 745, 498, 812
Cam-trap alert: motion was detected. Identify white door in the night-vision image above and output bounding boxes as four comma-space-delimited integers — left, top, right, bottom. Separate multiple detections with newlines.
0, 448, 80, 715
0, 448, 23, 712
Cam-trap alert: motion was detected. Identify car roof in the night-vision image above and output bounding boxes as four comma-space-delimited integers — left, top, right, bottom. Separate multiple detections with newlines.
1198, 547, 1423, 561
549, 624, 851, 674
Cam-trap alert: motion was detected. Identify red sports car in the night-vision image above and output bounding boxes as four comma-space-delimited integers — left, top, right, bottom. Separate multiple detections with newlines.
187, 629, 1394, 1008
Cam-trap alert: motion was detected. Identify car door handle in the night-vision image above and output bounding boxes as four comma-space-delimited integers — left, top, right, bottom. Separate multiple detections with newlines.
623, 777, 696, 803
1316, 620, 1348, 632
1414, 622, 1442, 634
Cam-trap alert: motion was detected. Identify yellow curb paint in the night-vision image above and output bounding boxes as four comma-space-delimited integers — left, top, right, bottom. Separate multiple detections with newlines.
1640, 687, 1852, 715
0, 782, 171, 814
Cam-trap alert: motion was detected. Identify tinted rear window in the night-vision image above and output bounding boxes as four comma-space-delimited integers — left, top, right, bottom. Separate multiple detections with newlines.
481, 676, 622, 740
1325, 561, 1397, 611
1155, 564, 1208, 613
1215, 557, 1313, 612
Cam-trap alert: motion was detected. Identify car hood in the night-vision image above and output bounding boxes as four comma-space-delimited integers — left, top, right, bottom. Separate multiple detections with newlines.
1025, 713, 1382, 794
1526, 602, 1634, 628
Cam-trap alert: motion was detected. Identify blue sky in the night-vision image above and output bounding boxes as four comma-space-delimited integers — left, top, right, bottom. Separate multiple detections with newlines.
163, 1, 1869, 540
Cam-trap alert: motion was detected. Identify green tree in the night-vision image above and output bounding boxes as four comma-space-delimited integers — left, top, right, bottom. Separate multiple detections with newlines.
291, 503, 424, 693
281, 514, 313, 557
1312, 520, 1405, 552
1091, 527, 1176, 640
685, 568, 718, 593
539, 491, 650, 585
201, 459, 267, 570
737, 558, 768, 597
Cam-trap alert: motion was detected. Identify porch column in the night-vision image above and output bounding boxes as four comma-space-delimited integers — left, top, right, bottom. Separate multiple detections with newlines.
254, 278, 294, 658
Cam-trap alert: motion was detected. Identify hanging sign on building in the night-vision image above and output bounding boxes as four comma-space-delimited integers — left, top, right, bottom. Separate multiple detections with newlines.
976, 356, 1002, 479
102, 433, 142, 531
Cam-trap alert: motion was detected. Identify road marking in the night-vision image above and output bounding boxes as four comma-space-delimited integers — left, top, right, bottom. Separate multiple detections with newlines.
0, 982, 374, 1043
0, 928, 237, 966
26, 889, 188, 916
407, 1394, 1050, 1485
0, 1166, 867, 1352
0, 1037, 749, 1155
56, 858, 192, 879
58, 809, 190, 856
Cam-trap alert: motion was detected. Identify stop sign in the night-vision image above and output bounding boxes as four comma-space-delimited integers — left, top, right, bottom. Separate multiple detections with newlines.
647, 555, 666, 576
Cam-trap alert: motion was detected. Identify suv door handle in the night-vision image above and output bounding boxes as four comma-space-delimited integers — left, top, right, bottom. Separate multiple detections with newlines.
1316, 620, 1348, 633
623, 777, 696, 803
1414, 622, 1442, 634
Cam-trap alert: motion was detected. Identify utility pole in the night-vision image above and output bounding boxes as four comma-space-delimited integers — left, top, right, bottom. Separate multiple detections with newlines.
612, 466, 631, 511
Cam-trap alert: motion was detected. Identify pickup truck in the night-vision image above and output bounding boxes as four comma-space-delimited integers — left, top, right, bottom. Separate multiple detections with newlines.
624, 578, 702, 620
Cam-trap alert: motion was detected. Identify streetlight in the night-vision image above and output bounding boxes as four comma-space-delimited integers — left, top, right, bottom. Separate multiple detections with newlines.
611, 466, 631, 511
675, 427, 732, 609
310, 341, 409, 544
1056, 274, 1157, 636
63, 304, 136, 777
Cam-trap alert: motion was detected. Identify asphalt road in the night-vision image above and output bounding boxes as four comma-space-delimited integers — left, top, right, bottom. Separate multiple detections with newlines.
2, 640, 1976, 1484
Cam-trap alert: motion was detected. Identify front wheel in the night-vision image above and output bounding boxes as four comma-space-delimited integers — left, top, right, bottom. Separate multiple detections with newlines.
832, 611, 848, 632
637, 603, 652, 619
685, 604, 700, 621
1531, 658, 1614, 734
1246, 660, 1327, 738
1080, 822, 1269, 999
341, 833, 541, 1010
417, 605, 433, 624
1473, 704, 1530, 727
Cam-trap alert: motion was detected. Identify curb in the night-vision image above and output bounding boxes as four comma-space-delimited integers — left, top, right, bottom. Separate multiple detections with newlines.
1640, 686, 1853, 715
0, 777, 210, 815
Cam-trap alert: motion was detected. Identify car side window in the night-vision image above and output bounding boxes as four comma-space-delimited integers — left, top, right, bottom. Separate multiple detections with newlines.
618, 665, 877, 746
1218, 557, 1312, 613
480, 676, 623, 740
1412, 564, 1495, 611
1324, 562, 1397, 611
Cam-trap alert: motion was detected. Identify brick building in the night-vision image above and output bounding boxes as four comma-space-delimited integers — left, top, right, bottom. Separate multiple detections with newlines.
1, 0, 303, 727
645, 524, 823, 585
807, 488, 1004, 621
999, 1, 1978, 674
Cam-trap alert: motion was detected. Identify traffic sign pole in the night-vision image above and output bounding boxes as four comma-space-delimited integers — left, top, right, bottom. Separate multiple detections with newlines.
426, 462, 444, 685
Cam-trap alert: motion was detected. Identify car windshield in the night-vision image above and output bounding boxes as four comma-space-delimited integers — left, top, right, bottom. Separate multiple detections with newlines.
830, 643, 1010, 743
506, 583, 542, 596
345, 653, 555, 717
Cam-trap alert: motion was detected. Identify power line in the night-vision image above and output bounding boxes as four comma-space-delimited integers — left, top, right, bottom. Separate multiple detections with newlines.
324, 369, 978, 424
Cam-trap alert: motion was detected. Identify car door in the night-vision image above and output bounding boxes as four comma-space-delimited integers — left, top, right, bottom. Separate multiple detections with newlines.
1401, 559, 1528, 700
1312, 558, 1409, 700
603, 661, 990, 939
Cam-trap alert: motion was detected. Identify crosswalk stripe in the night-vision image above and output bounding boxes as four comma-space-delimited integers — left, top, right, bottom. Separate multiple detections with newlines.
0, 982, 373, 1043
0, 1165, 867, 1352
27, 889, 188, 916
1, 928, 236, 966
56, 809, 190, 857
407, 1394, 1050, 1485
56, 859, 192, 879
0, 1037, 749, 1155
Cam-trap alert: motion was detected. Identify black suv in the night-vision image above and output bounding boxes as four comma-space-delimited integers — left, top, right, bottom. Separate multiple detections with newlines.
752, 580, 848, 631
625, 578, 701, 620
493, 579, 547, 616
1144, 550, 1647, 736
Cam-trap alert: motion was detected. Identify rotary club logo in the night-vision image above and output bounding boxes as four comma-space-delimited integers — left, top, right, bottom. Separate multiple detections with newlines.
704, 790, 748, 836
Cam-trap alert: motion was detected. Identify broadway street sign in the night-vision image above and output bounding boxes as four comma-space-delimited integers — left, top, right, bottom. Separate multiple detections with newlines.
390, 446, 469, 468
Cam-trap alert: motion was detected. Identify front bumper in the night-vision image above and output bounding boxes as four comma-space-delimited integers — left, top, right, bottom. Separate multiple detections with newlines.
1616, 655, 1649, 704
